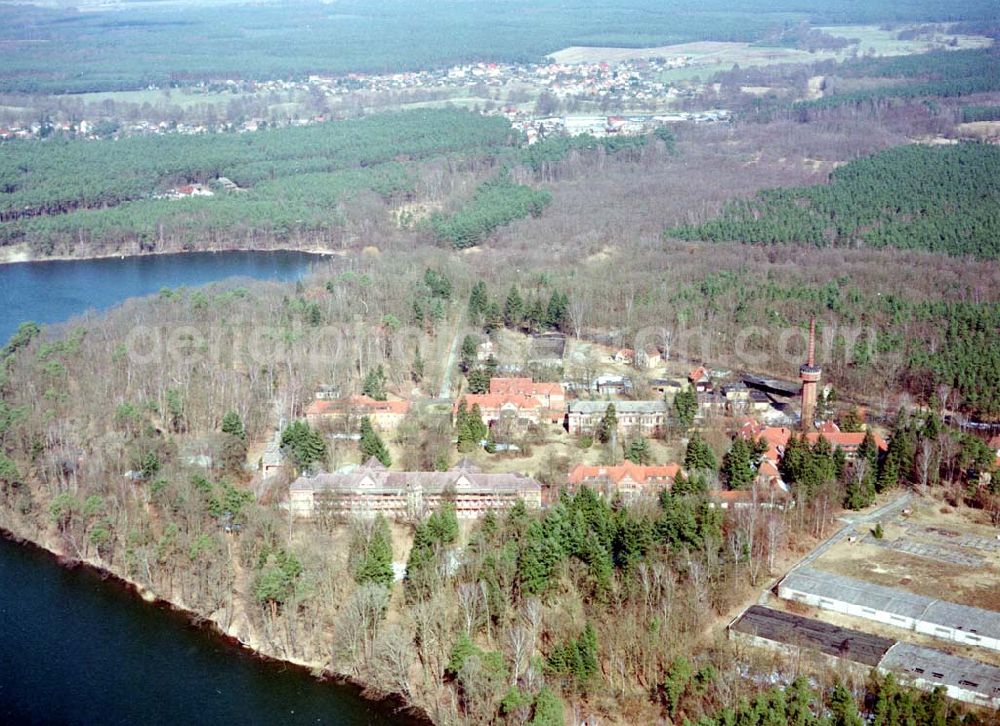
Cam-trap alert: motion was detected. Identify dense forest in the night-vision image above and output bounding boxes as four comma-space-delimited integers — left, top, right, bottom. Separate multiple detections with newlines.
0, 114, 668, 256
961, 104, 1000, 121
0, 109, 519, 254
669, 143, 1000, 259
431, 173, 552, 250
0, 109, 514, 219
791, 48, 1000, 113
1, 0, 998, 93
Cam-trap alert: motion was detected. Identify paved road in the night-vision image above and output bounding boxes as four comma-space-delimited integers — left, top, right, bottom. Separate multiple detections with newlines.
793, 490, 913, 571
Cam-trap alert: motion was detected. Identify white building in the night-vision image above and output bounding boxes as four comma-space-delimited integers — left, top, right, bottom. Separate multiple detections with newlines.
778, 567, 1000, 652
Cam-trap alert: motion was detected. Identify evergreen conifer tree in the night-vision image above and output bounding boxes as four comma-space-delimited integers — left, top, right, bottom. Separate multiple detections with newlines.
359, 416, 391, 467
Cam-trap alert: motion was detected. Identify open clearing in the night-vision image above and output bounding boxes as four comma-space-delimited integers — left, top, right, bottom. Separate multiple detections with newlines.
549, 24, 993, 83
955, 121, 1000, 140
811, 502, 1000, 612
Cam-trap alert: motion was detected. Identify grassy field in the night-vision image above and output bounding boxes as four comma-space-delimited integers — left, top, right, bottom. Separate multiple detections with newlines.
72, 89, 252, 108
812, 501, 1000, 612
648, 24, 994, 84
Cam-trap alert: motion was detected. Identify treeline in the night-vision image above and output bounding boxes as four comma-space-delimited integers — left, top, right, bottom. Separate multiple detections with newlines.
0, 108, 514, 221
689, 673, 974, 726
517, 133, 653, 174
12, 0, 994, 94
2, 165, 412, 254
431, 172, 551, 250
669, 143, 1000, 259
665, 270, 1000, 418
791, 48, 1000, 113
961, 105, 1000, 122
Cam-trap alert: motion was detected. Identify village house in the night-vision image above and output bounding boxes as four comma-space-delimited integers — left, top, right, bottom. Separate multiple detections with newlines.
650, 378, 684, 395
567, 461, 681, 501
566, 399, 668, 437
688, 366, 712, 393
304, 395, 411, 433
288, 458, 542, 520
454, 393, 542, 428
612, 348, 634, 365
635, 346, 663, 369
592, 374, 632, 396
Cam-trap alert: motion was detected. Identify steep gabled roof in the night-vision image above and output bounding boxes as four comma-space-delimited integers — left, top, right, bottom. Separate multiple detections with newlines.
568, 461, 680, 486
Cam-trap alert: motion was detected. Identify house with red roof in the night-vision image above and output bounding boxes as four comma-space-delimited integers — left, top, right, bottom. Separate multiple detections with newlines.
688, 366, 712, 393
488, 377, 564, 421
305, 395, 410, 433
740, 421, 886, 460
454, 393, 542, 428
567, 461, 681, 501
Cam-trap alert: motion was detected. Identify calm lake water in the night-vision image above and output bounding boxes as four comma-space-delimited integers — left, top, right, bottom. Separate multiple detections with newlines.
0, 250, 325, 341
0, 251, 412, 725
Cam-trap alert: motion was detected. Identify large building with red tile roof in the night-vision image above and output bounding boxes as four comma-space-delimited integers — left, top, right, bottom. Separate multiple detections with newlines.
567, 461, 681, 501
454, 393, 542, 428
488, 377, 564, 421
740, 421, 886, 459
305, 395, 410, 433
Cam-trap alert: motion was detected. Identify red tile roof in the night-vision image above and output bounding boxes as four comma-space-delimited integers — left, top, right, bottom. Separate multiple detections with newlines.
568, 461, 681, 486
489, 377, 563, 398
305, 395, 410, 416
758, 460, 781, 479
454, 393, 540, 413
804, 430, 887, 452
741, 423, 886, 455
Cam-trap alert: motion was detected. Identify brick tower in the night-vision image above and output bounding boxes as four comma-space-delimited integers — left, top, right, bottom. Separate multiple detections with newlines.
800, 319, 821, 430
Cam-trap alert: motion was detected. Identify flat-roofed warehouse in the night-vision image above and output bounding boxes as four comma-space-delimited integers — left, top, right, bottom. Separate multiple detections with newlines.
730, 605, 895, 666
881, 643, 1000, 709
730, 606, 1000, 708
778, 567, 1000, 651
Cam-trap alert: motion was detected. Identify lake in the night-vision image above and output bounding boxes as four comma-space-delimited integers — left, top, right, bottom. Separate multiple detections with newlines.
0, 251, 413, 725
0, 250, 325, 341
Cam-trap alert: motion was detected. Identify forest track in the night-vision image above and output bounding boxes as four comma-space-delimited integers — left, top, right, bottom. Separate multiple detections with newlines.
438, 305, 466, 399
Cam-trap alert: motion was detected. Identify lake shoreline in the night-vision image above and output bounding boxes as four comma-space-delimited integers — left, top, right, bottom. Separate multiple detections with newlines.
0, 243, 348, 266
0, 523, 430, 725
